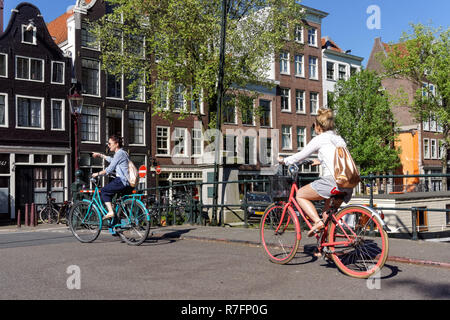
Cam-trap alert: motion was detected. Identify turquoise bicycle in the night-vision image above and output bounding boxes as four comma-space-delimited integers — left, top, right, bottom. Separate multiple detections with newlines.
68, 176, 150, 246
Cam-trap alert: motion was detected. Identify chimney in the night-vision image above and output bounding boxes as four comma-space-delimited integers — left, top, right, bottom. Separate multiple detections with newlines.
0, 0, 3, 34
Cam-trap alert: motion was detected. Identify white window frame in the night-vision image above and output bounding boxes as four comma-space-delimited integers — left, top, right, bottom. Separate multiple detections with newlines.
282, 125, 292, 150
156, 126, 170, 156
172, 127, 188, 157
295, 90, 305, 113
279, 52, 290, 75
243, 136, 257, 165
191, 128, 203, 157
106, 71, 124, 100
259, 99, 272, 128
51, 61, 65, 85
173, 84, 186, 112
15, 55, 44, 83
310, 92, 319, 115
0, 53, 7, 78
326, 61, 335, 81
280, 88, 291, 112
128, 110, 146, 146
439, 140, 445, 159
81, 21, 100, 51
81, 58, 101, 97
51, 99, 65, 131
309, 56, 318, 80
294, 54, 304, 77
0, 93, 8, 128
15, 94, 45, 130
423, 138, 430, 159
308, 27, 317, 47
80, 104, 101, 144
22, 24, 37, 45
294, 25, 304, 43
431, 139, 437, 159
297, 126, 306, 151
338, 64, 347, 80
128, 71, 146, 103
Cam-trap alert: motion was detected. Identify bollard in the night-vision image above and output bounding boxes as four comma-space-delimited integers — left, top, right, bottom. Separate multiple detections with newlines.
17, 209, 21, 228
25, 204, 29, 227
30, 203, 35, 227
411, 207, 418, 241
33, 203, 38, 227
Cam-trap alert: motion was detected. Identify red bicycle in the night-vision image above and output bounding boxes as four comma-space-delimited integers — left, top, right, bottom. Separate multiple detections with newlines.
260, 161, 389, 279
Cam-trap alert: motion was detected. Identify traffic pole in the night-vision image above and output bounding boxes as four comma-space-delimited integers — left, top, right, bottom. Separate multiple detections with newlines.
17, 209, 21, 228
25, 204, 29, 227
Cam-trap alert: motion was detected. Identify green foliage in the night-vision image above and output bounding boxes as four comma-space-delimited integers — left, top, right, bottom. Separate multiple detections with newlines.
92, 0, 305, 124
329, 69, 401, 175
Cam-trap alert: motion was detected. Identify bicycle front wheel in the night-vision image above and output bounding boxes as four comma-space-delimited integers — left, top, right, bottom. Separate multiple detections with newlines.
68, 201, 102, 243
260, 203, 300, 265
327, 206, 389, 279
39, 207, 59, 224
117, 199, 150, 246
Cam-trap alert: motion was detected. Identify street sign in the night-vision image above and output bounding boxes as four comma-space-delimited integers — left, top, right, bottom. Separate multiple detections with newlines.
138, 165, 147, 178
155, 165, 161, 175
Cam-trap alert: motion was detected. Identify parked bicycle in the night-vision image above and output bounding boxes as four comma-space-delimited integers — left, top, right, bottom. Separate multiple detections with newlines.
260, 160, 390, 279
39, 191, 60, 224
57, 200, 72, 225
68, 176, 150, 246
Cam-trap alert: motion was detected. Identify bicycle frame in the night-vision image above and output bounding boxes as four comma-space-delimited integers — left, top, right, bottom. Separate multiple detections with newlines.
280, 180, 359, 251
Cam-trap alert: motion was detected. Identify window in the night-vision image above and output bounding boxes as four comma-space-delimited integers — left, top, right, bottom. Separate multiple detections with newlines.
223, 95, 236, 124
129, 111, 145, 145
16, 96, 43, 129
294, 54, 304, 77
309, 56, 318, 79
338, 64, 347, 80
423, 138, 430, 159
282, 125, 292, 150
106, 108, 122, 139
16, 56, 43, 81
51, 99, 64, 130
294, 25, 303, 43
81, 21, 99, 50
439, 140, 445, 159
174, 84, 185, 112
431, 139, 437, 159
192, 129, 203, 156
156, 81, 169, 109
423, 119, 430, 131
81, 59, 100, 96
22, 25, 36, 45
279, 52, 289, 74
310, 92, 319, 114
281, 88, 290, 112
308, 27, 317, 46
260, 137, 272, 165
0, 94, 7, 127
311, 124, 318, 139
107, 72, 123, 99
128, 70, 145, 102
326, 61, 335, 80
244, 136, 256, 165
224, 135, 237, 163
173, 127, 187, 156
240, 96, 254, 125
297, 127, 306, 151
0, 54, 6, 77
259, 100, 271, 127
156, 127, 170, 155
81, 105, 100, 142
51, 61, 65, 84
350, 67, 358, 76
295, 90, 305, 113
430, 115, 437, 132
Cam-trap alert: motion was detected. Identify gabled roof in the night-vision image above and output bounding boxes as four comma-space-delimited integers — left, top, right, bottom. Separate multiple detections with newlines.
321, 36, 342, 52
47, 10, 73, 45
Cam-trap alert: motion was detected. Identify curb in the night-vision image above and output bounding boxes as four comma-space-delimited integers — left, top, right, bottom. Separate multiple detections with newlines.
386, 256, 450, 270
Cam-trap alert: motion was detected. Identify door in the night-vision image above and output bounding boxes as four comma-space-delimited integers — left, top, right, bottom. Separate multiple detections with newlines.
0, 177, 10, 221
15, 167, 34, 218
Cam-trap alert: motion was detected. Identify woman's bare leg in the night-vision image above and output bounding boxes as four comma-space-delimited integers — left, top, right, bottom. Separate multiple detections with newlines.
295, 184, 324, 224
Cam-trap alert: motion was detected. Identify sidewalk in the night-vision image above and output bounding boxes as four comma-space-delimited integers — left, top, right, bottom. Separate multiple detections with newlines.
1, 223, 449, 268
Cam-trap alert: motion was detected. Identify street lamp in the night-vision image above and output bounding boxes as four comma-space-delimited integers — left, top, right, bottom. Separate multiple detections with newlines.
68, 82, 83, 171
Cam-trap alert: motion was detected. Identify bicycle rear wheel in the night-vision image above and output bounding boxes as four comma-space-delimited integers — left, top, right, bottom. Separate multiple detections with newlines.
327, 206, 389, 279
39, 206, 59, 224
260, 203, 300, 264
68, 201, 102, 243
117, 199, 150, 246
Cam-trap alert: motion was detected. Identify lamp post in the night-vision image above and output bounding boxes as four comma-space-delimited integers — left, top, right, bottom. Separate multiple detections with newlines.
68, 82, 84, 172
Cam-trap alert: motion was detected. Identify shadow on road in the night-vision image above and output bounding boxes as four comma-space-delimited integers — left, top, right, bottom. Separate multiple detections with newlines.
140, 228, 197, 246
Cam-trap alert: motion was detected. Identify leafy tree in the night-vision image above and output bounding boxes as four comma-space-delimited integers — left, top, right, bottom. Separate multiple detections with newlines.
329, 69, 401, 176
92, 0, 305, 126
381, 23, 450, 190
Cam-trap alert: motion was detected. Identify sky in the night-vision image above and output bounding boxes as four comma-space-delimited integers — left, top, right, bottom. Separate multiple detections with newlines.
3, 0, 450, 67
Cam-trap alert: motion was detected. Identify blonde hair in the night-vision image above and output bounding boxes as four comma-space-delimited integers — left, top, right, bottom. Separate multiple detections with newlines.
315, 108, 335, 132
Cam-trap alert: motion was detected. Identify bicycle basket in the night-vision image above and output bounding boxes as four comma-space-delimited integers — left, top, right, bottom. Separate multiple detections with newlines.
268, 176, 293, 200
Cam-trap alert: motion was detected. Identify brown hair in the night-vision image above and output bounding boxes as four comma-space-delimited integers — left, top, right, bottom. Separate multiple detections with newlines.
109, 135, 123, 148
315, 108, 335, 132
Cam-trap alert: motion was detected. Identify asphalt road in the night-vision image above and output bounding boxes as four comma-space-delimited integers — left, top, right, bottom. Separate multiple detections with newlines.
0, 228, 449, 301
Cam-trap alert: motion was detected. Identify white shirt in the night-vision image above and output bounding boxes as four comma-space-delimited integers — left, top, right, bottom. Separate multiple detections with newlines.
283, 131, 346, 177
